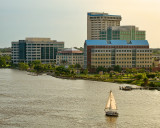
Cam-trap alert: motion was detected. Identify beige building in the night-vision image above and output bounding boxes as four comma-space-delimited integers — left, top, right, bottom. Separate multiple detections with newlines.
56, 48, 84, 67
87, 12, 121, 40
84, 40, 152, 69
91, 49, 152, 68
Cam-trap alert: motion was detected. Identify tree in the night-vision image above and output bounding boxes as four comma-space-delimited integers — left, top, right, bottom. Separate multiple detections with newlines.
29, 60, 41, 69
109, 73, 112, 78
55, 66, 70, 75
34, 64, 44, 73
143, 78, 149, 86
126, 68, 130, 77
0, 56, 7, 67
135, 74, 143, 80
18, 62, 29, 70
113, 65, 121, 72
107, 67, 113, 73
74, 64, 81, 69
96, 66, 106, 73
61, 60, 67, 65
83, 69, 88, 75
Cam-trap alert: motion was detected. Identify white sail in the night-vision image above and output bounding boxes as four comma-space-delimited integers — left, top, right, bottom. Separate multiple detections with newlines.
110, 91, 117, 110
105, 94, 111, 109
105, 91, 117, 110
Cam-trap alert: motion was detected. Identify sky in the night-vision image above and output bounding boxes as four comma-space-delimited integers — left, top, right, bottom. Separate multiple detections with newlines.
0, 0, 160, 48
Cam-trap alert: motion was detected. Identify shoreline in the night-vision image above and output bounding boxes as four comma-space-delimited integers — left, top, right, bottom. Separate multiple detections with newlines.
2, 68, 160, 89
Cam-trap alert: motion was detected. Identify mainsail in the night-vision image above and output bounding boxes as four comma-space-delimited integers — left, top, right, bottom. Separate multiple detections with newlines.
105, 91, 117, 110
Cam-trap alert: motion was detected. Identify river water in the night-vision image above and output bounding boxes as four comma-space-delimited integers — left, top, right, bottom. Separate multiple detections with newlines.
0, 69, 160, 128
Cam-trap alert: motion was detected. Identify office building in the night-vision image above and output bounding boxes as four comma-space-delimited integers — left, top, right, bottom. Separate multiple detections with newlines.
11, 38, 64, 64
100, 26, 145, 42
56, 48, 84, 67
87, 12, 121, 40
84, 40, 152, 70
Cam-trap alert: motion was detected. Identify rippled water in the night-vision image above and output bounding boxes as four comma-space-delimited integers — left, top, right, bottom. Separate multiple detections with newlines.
0, 69, 160, 128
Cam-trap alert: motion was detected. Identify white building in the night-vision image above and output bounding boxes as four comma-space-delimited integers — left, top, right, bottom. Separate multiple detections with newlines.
11, 38, 64, 64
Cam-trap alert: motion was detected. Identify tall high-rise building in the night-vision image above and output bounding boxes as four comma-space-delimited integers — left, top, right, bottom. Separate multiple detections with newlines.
87, 12, 122, 40
100, 26, 145, 42
11, 38, 64, 64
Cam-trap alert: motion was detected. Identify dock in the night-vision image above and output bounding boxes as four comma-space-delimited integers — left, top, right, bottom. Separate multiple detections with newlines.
119, 86, 160, 91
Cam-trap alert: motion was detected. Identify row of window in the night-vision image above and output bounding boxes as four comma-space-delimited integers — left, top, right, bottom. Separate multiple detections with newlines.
92, 58, 111, 60
136, 61, 152, 63
91, 64, 151, 68
57, 56, 83, 58
57, 59, 83, 61
137, 54, 152, 56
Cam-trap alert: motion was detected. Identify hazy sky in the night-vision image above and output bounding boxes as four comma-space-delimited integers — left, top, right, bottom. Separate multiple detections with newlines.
0, 0, 160, 48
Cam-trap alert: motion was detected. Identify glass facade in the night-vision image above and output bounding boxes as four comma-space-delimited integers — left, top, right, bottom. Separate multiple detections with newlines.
100, 26, 146, 42
12, 38, 64, 64
41, 47, 54, 60
19, 40, 26, 60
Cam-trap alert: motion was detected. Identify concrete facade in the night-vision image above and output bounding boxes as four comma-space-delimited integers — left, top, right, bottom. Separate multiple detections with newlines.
87, 12, 121, 40
56, 48, 84, 67
84, 40, 152, 70
11, 38, 64, 64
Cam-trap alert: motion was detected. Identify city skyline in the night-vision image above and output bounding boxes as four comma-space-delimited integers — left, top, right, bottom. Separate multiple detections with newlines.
1, 0, 160, 48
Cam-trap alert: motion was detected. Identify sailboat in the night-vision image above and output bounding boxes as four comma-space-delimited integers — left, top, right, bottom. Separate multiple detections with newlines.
104, 90, 118, 117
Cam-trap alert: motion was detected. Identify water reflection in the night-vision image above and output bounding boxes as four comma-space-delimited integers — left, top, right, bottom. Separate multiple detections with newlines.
106, 116, 117, 128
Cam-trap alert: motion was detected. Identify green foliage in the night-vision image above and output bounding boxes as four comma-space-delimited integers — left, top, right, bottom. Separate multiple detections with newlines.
34, 64, 44, 73
0, 48, 11, 53
109, 73, 112, 78
106, 67, 113, 73
113, 65, 122, 72
69, 65, 74, 69
152, 49, 160, 55
55, 66, 70, 75
73, 47, 84, 51
94, 74, 100, 77
96, 66, 106, 73
147, 74, 156, 78
135, 74, 143, 80
143, 77, 149, 86
74, 64, 81, 69
149, 82, 156, 87
83, 69, 88, 75
138, 68, 145, 73
0, 56, 7, 67
18, 62, 29, 70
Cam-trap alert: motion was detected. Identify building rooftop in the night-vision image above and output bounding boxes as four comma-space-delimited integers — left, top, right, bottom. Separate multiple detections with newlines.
58, 48, 83, 54
85, 40, 149, 46
87, 12, 121, 17
26, 38, 51, 42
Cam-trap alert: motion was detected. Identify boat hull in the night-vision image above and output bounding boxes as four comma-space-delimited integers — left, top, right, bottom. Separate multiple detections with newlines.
105, 111, 118, 117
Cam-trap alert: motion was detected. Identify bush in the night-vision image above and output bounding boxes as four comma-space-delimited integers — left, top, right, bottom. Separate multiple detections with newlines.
147, 74, 156, 78
135, 74, 143, 80
149, 82, 156, 87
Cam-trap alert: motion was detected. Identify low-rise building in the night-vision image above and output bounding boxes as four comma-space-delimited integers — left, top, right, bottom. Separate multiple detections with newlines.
11, 38, 64, 64
0, 52, 11, 56
56, 48, 84, 67
84, 40, 152, 70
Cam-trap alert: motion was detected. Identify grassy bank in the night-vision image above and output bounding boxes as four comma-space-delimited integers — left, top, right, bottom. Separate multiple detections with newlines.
5, 60, 160, 88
